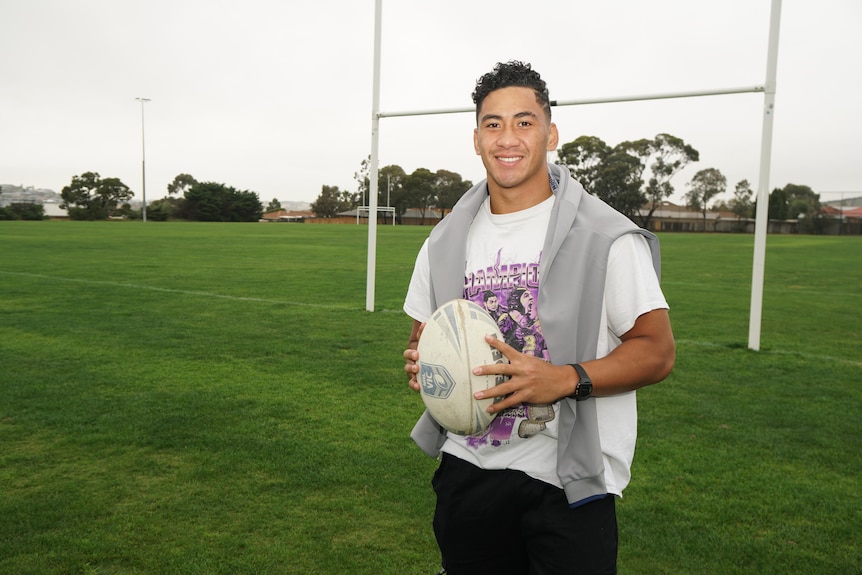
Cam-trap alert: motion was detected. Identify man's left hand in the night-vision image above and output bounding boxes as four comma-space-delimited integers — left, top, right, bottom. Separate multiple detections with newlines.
472, 335, 574, 413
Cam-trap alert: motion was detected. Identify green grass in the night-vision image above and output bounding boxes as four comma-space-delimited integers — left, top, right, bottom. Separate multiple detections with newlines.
1, 222, 859, 574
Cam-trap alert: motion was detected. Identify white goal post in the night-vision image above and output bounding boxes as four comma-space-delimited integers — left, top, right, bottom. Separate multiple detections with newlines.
366, 0, 782, 353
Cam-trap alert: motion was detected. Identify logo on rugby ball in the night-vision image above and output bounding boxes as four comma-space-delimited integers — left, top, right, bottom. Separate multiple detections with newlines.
418, 363, 457, 399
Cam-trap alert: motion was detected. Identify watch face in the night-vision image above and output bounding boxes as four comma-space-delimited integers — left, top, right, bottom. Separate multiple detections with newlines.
569, 364, 592, 400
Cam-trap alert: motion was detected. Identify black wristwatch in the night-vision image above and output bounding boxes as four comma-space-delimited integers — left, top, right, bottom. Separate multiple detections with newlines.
568, 363, 593, 401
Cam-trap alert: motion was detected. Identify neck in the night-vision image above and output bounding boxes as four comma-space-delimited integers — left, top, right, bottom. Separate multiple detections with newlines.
487, 180, 553, 214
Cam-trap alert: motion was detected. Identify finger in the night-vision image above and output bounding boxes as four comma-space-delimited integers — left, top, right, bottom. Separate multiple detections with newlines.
405, 360, 421, 391
408, 376, 421, 392
404, 359, 420, 380
484, 333, 519, 360
473, 377, 514, 401
487, 397, 513, 414
483, 389, 520, 414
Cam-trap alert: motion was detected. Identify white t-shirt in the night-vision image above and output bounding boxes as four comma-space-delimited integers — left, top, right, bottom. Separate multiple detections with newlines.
403, 195, 668, 496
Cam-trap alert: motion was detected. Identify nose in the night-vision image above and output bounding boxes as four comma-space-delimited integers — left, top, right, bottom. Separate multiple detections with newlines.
496, 124, 518, 148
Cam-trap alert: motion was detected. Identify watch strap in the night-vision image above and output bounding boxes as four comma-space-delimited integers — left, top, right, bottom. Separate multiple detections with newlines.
568, 363, 593, 401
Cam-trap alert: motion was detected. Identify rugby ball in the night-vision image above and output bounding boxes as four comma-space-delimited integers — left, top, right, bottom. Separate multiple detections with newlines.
417, 298, 509, 435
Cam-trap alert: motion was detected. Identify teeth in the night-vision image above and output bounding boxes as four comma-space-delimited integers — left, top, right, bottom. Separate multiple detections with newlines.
499, 157, 521, 163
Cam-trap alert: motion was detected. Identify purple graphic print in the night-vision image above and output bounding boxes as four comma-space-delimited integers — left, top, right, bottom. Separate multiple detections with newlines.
463, 249, 554, 446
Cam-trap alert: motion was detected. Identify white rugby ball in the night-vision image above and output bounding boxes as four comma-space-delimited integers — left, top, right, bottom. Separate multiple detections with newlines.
417, 298, 509, 435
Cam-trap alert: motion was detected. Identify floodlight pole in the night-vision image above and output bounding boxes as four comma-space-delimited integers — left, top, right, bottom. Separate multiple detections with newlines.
748, 0, 782, 351
135, 97, 151, 223
366, 0, 382, 311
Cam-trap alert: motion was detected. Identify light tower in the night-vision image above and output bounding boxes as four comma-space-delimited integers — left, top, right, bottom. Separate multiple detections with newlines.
135, 97, 151, 222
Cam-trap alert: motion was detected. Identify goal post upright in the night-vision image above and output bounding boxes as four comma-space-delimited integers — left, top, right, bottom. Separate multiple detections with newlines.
366, 0, 382, 312
748, 0, 782, 351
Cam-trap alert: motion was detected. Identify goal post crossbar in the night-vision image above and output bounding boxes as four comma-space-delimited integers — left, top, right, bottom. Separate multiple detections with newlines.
377, 85, 765, 119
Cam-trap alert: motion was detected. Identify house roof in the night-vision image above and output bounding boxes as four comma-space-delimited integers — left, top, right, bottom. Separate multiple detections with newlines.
262, 209, 312, 220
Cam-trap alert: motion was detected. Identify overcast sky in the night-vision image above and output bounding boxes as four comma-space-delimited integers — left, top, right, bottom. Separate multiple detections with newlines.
2, 0, 860, 206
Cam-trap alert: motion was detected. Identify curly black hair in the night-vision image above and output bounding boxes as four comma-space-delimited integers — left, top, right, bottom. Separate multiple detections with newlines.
471, 61, 551, 123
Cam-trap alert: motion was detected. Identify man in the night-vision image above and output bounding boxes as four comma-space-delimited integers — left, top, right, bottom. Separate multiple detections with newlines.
480, 290, 502, 322
402, 61, 675, 574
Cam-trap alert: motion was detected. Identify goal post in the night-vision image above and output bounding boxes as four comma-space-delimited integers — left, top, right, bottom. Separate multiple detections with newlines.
366, 0, 782, 353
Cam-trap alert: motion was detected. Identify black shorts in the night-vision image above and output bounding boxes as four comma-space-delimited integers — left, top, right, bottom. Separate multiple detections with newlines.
432, 453, 618, 575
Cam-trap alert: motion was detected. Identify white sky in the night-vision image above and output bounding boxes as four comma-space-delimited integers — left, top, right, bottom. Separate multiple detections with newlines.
2, 0, 860, 205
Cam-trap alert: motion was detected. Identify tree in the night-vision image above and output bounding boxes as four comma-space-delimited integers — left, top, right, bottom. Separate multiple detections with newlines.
310, 185, 354, 218
266, 198, 282, 213
556, 135, 647, 220
592, 150, 645, 220
355, 156, 406, 212
783, 183, 824, 233
768, 187, 788, 220
181, 182, 263, 222
377, 164, 409, 222
225, 189, 265, 222
354, 155, 371, 205
685, 168, 727, 230
435, 169, 471, 218
556, 133, 697, 227
404, 168, 437, 224
167, 173, 198, 196
730, 179, 754, 221
144, 199, 172, 221
783, 183, 820, 219
143, 196, 183, 221
639, 134, 699, 228
60, 172, 133, 220
557, 135, 612, 193
0, 202, 45, 220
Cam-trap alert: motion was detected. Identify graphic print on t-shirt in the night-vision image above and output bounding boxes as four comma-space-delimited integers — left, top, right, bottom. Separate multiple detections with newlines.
463, 248, 555, 446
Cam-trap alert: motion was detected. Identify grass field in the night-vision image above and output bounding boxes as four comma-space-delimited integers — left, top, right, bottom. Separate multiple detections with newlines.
1, 221, 859, 574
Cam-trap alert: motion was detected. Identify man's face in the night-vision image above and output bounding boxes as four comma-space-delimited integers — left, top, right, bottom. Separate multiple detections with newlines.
520, 290, 535, 317
485, 296, 498, 311
473, 86, 558, 195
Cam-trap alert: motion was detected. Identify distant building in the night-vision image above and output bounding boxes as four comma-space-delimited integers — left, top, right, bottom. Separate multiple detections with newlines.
42, 201, 69, 219
260, 209, 312, 223
0, 184, 61, 207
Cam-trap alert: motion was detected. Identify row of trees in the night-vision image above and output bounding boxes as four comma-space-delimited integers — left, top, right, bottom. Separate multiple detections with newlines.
45, 132, 826, 229
0, 202, 45, 220
560, 133, 766, 229
547, 133, 826, 230
310, 158, 473, 225
558, 133, 698, 228
311, 133, 712, 227
58, 172, 264, 222
309, 133, 824, 231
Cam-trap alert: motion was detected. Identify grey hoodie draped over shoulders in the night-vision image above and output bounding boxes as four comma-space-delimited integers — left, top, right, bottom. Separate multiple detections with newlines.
411, 163, 660, 506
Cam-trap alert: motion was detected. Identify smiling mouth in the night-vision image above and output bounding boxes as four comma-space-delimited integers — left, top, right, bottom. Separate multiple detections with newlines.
497, 156, 522, 163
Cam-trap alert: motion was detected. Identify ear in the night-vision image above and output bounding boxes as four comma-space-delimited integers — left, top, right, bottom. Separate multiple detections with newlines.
546, 123, 559, 151
473, 128, 480, 155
